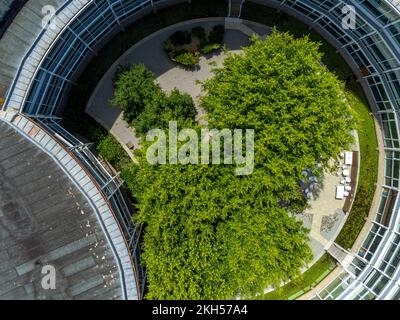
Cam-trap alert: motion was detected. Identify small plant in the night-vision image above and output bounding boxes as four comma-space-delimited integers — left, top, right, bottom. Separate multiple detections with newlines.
163, 39, 175, 57
173, 52, 200, 66
164, 25, 226, 67
96, 135, 125, 165
201, 43, 221, 54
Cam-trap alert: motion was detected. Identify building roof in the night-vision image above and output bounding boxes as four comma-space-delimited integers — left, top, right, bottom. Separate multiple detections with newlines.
0, 120, 122, 299
0, 0, 67, 99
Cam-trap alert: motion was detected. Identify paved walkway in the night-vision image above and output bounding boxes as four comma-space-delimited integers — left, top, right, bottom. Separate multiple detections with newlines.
229, 0, 244, 17
297, 132, 360, 262
298, 115, 387, 300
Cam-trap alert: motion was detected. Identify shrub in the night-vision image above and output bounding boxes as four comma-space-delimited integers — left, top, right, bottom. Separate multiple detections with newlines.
173, 51, 200, 66
96, 135, 124, 165
191, 26, 206, 40
208, 24, 225, 44
163, 39, 175, 57
201, 43, 221, 54
164, 26, 225, 65
171, 49, 186, 59
111, 64, 160, 123
112, 64, 197, 135
166, 89, 197, 120
199, 37, 210, 48
169, 30, 191, 46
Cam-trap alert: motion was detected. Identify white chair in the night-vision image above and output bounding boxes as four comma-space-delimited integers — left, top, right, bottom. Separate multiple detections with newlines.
344, 191, 349, 197
345, 177, 351, 183
345, 185, 352, 191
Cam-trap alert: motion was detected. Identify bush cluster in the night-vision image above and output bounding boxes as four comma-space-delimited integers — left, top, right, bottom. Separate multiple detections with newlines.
164, 25, 225, 67
111, 64, 197, 134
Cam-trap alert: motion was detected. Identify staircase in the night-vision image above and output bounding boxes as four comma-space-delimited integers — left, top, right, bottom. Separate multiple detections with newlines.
229, 0, 244, 18
225, 18, 258, 38
327, 243, 354, 272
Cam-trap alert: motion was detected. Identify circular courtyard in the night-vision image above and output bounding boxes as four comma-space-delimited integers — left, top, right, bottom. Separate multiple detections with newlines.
86, 18, 363, 298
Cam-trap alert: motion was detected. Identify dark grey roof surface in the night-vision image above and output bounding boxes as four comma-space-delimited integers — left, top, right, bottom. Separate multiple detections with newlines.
0, 120, 122, 300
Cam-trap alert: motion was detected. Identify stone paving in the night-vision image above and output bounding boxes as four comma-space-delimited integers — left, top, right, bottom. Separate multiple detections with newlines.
297, 134, 360, 261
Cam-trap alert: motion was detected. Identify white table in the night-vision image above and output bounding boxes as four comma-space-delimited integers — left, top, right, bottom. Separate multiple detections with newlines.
336, 185, 345, 199
343, 169, 350, 177
345, 152, 353, 165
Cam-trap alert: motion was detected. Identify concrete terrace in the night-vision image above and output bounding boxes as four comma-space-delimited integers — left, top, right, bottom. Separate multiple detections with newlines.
0, 119, 122, 299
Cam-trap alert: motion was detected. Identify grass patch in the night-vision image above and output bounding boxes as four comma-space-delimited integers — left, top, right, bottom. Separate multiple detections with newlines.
336, 90, 378, 249
260, 254, 336, 300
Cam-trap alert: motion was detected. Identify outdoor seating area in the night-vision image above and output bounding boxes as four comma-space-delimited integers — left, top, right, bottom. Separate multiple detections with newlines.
335, 151, 354, 200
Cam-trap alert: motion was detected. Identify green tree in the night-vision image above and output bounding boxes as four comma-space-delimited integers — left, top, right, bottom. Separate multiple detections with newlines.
111, 64, 196, 134
165, 89, 197, 121
111, 64, 162, 123
96, 135, 125, 165
202, 31, 356, 207
134, 89, 196, 134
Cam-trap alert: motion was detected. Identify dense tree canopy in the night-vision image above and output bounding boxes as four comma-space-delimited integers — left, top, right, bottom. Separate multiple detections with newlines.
124, 31, 355, 299
111, 64, 160, 123
111, 64, 196, 134
201, 31, 356, 208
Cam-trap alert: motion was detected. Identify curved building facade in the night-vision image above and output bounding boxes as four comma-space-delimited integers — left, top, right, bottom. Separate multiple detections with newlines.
0, 0, 399, 299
